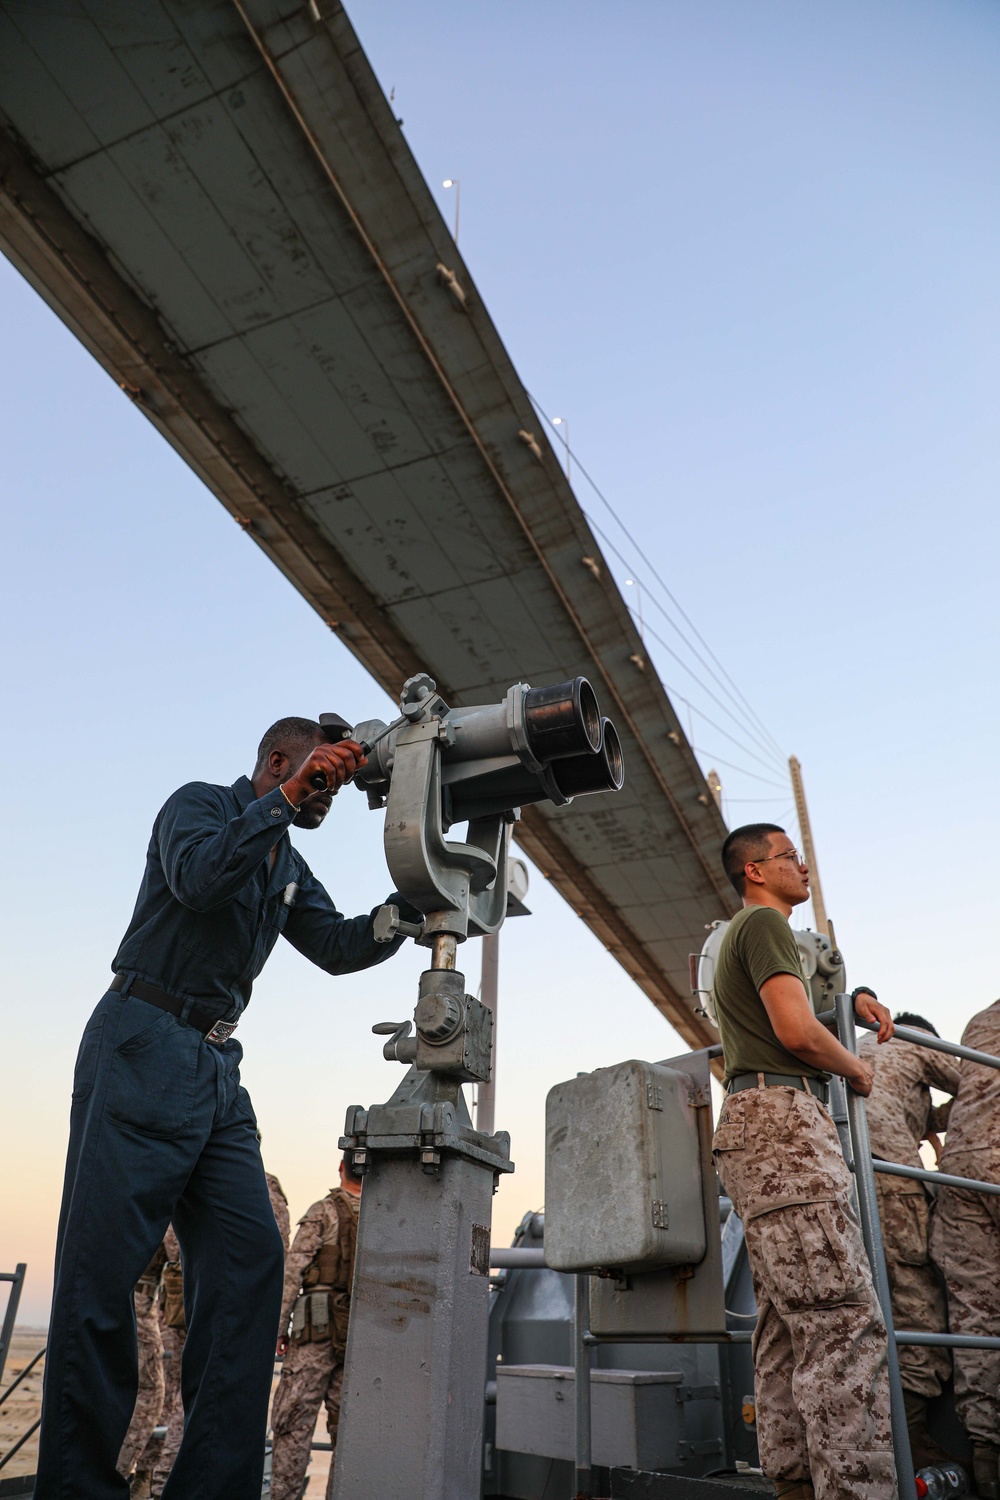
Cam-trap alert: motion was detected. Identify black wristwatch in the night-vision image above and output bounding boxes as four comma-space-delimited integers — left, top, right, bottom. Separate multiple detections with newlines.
851, 985, 878, 1006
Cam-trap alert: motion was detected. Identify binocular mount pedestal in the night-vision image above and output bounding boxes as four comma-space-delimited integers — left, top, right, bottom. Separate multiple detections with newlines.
327, 670, 624, 1498
331, 930, 513, 1500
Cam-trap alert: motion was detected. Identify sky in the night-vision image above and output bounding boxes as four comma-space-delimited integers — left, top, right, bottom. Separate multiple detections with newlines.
2, 0, 1000, 1325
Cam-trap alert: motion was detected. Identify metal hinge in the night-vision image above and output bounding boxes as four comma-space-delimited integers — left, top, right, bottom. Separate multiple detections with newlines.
651, 1199, 669, 1229
646, 1081, 663, 1110
677, 1438, 724, 1459
676, 1381, 720, 1403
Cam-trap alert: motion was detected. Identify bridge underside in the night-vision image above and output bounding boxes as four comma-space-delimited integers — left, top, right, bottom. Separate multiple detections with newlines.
0, 0, 739, 1046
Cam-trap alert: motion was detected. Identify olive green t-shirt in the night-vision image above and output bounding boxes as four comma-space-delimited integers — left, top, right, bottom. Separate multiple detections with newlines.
713, 905, 823, 1083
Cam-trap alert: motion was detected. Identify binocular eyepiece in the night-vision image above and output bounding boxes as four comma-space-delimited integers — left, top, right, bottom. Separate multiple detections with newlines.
319, 675, 625, 823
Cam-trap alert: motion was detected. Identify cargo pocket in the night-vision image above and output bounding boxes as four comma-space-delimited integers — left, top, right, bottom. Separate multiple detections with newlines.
746, 1181, 866, 1313
712, 1119, 746, 1154
71, 1012, 106, 1101
106, 999, 199, 1139
880, 1188, 931, 1266
712, 1117, 746, 1204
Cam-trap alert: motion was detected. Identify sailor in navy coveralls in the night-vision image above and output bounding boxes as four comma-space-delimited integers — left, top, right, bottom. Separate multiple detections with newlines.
35, 717, 418, 1500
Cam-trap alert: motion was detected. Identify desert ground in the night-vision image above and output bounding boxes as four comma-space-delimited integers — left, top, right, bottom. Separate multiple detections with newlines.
1, 1331, 333, 1493
0, 1328, 45, 1479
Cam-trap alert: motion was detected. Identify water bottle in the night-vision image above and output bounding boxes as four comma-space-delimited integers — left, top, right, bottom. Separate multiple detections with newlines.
914, 1463, 969, 1498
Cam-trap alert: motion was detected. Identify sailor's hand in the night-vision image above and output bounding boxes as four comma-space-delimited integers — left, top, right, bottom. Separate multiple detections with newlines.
854, 989, 894, 1044
846, 1055, 876, 1096
282, 740, 368, 803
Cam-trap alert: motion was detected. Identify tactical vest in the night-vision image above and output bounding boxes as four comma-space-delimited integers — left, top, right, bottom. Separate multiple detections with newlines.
292, 1189, 359, 1359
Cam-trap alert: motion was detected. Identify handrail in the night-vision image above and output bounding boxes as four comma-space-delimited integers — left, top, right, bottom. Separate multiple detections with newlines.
872, 1158, 1000, 1197
0, 1417, 41, 1472
0, 1347, 45, 1410
832, 993, 1000, 1500
489, 1247, 546, 1267
0, 1265, 25, 1388
817, 1010, 1000, 1072
833, 993, 916, 1500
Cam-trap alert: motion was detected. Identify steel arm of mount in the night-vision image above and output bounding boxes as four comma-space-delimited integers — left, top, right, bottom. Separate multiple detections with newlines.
382, 722, 509, 939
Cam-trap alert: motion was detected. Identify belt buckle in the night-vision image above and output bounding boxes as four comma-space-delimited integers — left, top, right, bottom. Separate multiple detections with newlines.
205, 1017, 239, 1046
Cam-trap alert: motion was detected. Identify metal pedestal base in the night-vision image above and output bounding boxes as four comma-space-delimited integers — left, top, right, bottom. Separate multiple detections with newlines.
334, 1072, 512, 1500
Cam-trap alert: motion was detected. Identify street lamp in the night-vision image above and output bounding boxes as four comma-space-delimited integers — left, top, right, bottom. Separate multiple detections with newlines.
442, 178, 460, 244
625, 577, 644, 640
551, 415, 570, 483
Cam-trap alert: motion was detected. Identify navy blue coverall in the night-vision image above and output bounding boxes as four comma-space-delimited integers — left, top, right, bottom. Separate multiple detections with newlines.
35, 774, 415, 1500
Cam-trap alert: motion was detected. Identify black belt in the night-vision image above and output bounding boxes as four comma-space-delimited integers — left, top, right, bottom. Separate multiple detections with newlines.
110, 974, 238, 1045
727, 1071, 828, 1105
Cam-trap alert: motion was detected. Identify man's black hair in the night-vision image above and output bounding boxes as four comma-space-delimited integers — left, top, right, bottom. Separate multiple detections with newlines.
254, 716, 323, 776
721, 823, 786, 896
341, 1152, 364, 1184
893, 1012, 940, 1037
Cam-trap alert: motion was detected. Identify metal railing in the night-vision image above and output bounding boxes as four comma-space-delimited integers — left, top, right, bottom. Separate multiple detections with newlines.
0, 1262, 43, 1476
0, 1266, 25, 1389
820, 993, 1000, 1500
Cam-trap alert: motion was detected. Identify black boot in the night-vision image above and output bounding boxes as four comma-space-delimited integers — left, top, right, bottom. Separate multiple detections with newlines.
903, 1389, 952, 1469
972, 1440, 1000, 1500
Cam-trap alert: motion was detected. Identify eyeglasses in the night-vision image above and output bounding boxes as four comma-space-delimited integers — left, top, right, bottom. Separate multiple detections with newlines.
752, 848, 804, 867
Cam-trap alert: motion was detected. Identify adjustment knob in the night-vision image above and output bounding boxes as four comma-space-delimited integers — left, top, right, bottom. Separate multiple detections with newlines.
416, 991, 464, 1043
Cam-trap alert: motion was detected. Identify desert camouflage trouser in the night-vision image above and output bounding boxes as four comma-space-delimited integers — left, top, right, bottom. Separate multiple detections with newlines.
714, 1084, 895, 1500
270, 1340, 344, 1500
875, 1175, 950, 1399
148, 1325, 186, 1496
930, 1181, 1000, 1443
117, 1282, 165, 1478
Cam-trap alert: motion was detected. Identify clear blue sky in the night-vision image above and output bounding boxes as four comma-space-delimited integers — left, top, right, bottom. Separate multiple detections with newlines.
2, 0, 999, 1322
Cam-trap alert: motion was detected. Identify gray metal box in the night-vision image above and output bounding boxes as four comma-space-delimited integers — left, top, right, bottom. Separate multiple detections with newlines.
589, 1050, 727, 1339
545, 1059, 706, 1272
495, 1364, 686, 1471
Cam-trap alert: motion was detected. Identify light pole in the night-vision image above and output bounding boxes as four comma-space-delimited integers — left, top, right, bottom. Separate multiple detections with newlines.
625, 577, 644, 641
442, 178, 460, 244
551, 414, 570, 482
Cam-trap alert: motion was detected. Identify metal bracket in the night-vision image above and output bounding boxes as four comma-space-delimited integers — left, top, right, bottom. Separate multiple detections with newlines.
675, 1381, 721, 1404
676, 1438, 724, 1460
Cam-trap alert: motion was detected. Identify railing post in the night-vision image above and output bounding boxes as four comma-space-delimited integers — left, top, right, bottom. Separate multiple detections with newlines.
574, 1272, 593, 1498
834, 993, 916, 1500
0, 1266, 25, 1388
